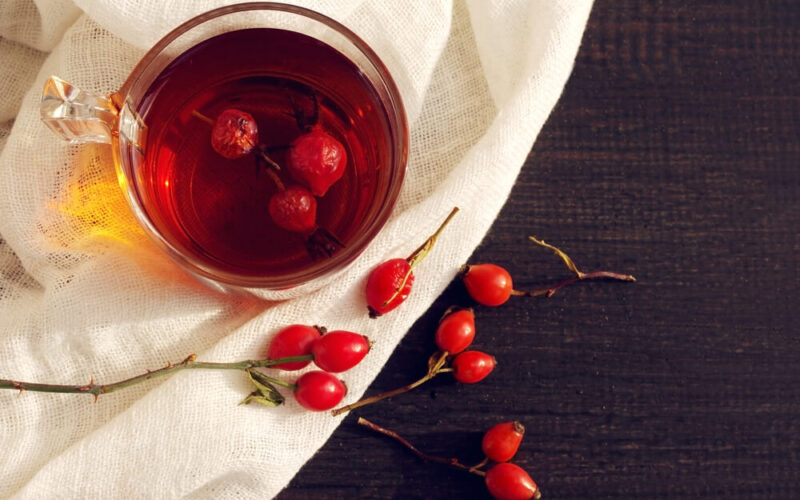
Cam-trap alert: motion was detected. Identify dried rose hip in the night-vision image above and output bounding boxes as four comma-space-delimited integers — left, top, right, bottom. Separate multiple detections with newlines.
482, 421, 525, 463
462, 263, 514, 306
268, 185, 318, 233
294, 370, 347, 411
267, 324, 322, 370
451, 351, 496, 384
485, 462, 540, 500
311, 331, 371, 373
434, 307, 476, 355
211, 108, 258, 159
287, 127, 347, 197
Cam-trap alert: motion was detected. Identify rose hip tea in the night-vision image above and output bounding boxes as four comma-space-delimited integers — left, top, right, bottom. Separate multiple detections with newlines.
131, 28, 394, 282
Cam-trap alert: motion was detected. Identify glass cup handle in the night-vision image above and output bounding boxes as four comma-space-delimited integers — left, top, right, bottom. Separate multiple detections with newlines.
40, 76, 118, 144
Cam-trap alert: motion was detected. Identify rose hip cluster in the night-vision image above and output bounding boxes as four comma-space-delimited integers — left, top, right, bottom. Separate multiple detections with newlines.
359, 417, 541, 500
246, 325, 371, 412
330, 304, 494, 416
205, 91, 346, 258
356, 230, 635, 498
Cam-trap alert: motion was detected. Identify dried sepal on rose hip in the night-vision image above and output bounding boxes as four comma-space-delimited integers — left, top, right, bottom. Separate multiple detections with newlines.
366, 207, 459, 318
462, 236, 636, 306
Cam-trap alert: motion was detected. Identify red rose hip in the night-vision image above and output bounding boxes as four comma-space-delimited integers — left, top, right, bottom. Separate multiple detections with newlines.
288, 127, 347, 197
451, 351, 496, 384
366, 258, 413, 318
267, 324, 322, 370
485, 463, 540, 500
294, 370, 347, 411
268, 185, 317, 233
463, 263, 514, 306
482, 421, 525, 463
434, 308, 476, 354
365, 207, 459, 318
312, 331, 371, 373
211, 108, 258, 159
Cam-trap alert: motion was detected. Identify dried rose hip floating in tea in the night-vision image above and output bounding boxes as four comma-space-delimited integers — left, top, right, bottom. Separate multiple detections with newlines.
210, 108, 258, 159
268, 184, 318, 233
366, 207, 459, 318
358, 417, 541, 500
288, 126, 348, 197
463, 236, 635, 306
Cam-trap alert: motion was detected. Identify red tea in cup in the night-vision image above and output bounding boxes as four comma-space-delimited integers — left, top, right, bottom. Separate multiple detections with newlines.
42, 5, 407, 293
137, 28, 392, 279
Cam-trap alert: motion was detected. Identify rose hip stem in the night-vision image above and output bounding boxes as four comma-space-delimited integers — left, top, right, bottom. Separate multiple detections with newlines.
0, 354, 314, 401
381, 206, 460, 308
331, 351, 450, 416
191, 109, 282, 171
511, 236, 636, 298
357, 417, 486, 477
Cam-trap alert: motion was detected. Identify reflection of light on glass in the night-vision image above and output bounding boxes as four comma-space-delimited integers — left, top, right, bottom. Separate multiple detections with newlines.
164, 180, 170, 188
49, 144, 145, 248
357, 108, 364, 118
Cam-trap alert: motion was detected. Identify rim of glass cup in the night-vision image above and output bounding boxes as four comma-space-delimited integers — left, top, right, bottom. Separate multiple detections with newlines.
111, 2, 408, 289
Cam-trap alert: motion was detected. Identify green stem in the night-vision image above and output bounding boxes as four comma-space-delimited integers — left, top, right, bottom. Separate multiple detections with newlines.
381, 207, 459, 308
0, 354, 311, 399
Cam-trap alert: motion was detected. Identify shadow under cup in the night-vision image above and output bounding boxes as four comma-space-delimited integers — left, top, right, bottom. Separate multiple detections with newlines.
100, 4, 406, 294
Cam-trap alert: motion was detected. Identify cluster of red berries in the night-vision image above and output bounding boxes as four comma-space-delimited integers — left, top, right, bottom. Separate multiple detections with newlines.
358, 417, 540, 500
436, 307, 495, 383
355, 225, 635, 498
206, 95, 346, 257
251, 325, 370, 411
481, 421, 540, 500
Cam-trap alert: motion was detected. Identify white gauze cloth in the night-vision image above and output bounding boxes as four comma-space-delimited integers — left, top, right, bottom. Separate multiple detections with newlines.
0, 0, 593, 497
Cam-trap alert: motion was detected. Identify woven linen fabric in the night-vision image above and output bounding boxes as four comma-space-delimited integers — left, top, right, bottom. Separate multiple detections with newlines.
0, 0, 593, 497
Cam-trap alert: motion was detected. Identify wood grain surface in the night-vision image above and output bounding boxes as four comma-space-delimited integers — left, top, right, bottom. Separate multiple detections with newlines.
278, 2, 800, 498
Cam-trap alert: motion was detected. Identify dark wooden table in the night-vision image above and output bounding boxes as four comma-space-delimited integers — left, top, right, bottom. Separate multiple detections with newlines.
279, 2, 800, 498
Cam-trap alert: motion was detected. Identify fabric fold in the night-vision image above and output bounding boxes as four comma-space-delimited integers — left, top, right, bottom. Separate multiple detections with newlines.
0, 1, 594, 497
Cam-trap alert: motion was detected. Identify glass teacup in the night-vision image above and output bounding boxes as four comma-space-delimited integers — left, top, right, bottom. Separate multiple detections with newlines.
41, 3, 407, 297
